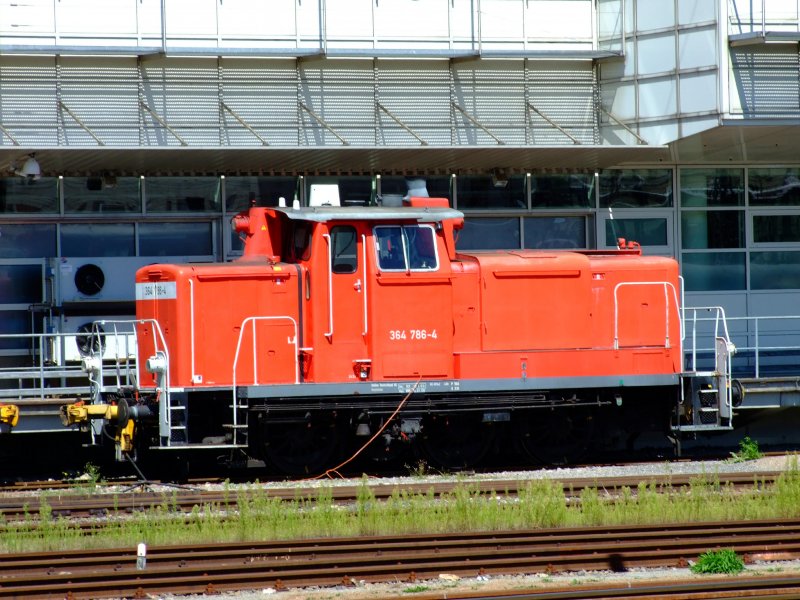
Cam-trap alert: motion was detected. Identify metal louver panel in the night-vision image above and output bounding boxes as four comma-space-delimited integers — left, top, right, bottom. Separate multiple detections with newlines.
221, 59, 299, 147
0, 57, 59, 146
452, 61, 527, 146
730, 47, 800, 117
298, 59, 376, 146
58, 57, 140, 146
0, 56, 602, 151
140, 58, 221, 147
376, 60, 453, 146
527, 61, 597, 145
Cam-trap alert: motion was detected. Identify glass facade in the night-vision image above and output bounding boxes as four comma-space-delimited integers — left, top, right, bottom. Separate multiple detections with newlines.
63, 177, 141, 213
145, 177, 221, 213
2, 166, 800, 352
599, 169, 673, 208
61, 223, 136, 257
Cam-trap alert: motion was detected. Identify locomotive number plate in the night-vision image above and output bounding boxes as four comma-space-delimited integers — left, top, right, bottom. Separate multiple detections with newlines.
389, 329, 438, 341
136, 281, 177, 300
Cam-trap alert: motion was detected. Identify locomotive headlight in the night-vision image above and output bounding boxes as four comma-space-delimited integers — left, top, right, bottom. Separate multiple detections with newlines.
146, 354, 167, 374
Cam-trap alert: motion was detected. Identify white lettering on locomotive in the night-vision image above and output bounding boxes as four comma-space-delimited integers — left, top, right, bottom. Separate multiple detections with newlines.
135, 281, 177, 301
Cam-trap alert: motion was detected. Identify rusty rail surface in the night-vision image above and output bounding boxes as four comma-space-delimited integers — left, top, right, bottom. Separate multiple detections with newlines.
0, 471, 782, 524
1, 518, 800, 598
410, 575, 800, 599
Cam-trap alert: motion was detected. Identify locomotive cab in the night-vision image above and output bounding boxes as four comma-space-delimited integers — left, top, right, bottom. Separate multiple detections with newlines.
231, 199, 463, 385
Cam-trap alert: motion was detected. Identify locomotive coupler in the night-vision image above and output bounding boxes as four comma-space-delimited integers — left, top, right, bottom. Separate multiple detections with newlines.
60, 398, 153, 459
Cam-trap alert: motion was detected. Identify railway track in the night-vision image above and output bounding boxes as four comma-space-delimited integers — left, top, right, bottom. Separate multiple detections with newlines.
0, 470, 782, 524
1, 518, 800, 598
412, 576, 800, 599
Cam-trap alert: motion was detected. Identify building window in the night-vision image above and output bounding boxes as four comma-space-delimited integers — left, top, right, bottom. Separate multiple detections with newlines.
0, 265, 43, 303
679, 168, 746, 291
0, 311, 34, 351
681, 211, 744, 249
605, 217, 668, 246
749, 168, 800, 206
531, 174, 594, 208
307, 176, 373, 207
599, 169, 673, 208
139, 222, 213, 256
380, 176, 452, 205
61, 223, 135, 257
144, 177, 221, 213
524, 216, 586, 249
753, 214, 800, 244
680, 168, 744, 207
457, 218, 520, 250
63, 177, 141, 213
456, 175, 526, 210
682, 252, 746, 291
224, 176, 298, 213
0, 178, 58, 213
0, 224, 56, 258
751, 251, 800, 290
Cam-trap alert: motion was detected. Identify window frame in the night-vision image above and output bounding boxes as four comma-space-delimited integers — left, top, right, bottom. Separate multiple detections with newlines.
373, 224, 439, 272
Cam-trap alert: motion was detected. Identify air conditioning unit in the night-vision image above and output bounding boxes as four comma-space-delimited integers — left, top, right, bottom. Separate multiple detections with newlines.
54, 256, 210, 304
57, 315, 138, 364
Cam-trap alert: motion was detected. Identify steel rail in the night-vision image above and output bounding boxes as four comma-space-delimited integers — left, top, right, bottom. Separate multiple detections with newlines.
408, 575, 800, 599
0, 471, 782, 524
2, 519, 800, 598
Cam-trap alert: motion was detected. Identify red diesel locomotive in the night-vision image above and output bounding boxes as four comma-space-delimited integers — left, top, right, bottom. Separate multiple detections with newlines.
63, 197, 729, 474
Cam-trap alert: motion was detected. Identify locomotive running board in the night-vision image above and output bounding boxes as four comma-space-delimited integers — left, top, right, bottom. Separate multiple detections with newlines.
239, 373, 681, 400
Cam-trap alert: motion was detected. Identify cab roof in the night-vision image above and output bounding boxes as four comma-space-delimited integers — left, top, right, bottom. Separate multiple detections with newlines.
273, 205, 463, 223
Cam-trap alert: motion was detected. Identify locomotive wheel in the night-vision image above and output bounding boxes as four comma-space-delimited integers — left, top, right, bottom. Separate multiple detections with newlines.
516, 406, 595, 466
260, 415, 340, 476
418, 414, 494, 470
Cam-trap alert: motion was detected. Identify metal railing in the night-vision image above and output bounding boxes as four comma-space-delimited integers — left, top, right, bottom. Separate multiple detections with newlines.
684, 313, 800, 379
2, 309, 800, 409
0, 324, 137, 402
729, 0, 800, 35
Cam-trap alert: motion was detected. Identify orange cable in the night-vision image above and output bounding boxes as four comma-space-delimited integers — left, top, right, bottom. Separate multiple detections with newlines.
306, 377, 421, 481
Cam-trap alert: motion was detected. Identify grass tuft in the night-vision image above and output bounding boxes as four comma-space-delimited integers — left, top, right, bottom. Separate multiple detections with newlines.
691, 548, 745, 574
729, 436, 764, 462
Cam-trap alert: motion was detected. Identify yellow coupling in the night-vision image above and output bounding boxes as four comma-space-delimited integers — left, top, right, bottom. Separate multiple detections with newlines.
59, 401, 119, 427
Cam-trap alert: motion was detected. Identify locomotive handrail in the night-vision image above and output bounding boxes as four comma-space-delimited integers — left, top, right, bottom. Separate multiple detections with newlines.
231, 316, 300, 430
189, 278, 198, 383
613, 281, 681, 352
681, 306, 731, 374
322, 233, 334, 339
131, 318, 171, 441
231, 315, 299, 444
85, 319, 138, 393
361, 233, 368, 337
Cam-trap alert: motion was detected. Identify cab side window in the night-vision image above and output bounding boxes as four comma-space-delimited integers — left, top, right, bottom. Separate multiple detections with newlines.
290, 222, 313, 261
375, 226, 405, 270
374, 225, 438, 271
331, 225, 358, 274
407, 226, 437, 270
